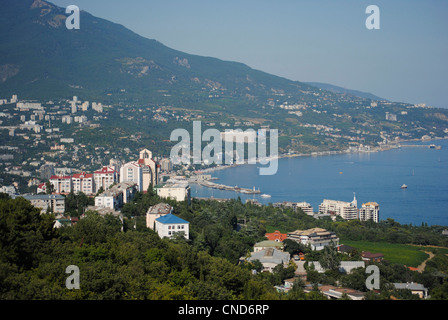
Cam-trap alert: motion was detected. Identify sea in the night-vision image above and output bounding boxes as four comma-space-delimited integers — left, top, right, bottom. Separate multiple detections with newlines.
190, 139, 448, 227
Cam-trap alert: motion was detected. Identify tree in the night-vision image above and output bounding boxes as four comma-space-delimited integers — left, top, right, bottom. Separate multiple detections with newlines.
319, 242, 341, 271
45, 181, 54, 195
0, 197, 56, 269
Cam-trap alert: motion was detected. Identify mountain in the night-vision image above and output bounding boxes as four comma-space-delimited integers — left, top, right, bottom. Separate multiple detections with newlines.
0, 0, 324, 111
1, 0, 448, 156
305, 82, 387, 101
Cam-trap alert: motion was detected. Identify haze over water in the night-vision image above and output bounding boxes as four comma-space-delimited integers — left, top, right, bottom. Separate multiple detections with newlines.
191, 139, 448, 227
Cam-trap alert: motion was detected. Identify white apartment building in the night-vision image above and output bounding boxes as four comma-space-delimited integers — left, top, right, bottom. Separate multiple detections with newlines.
120, 161, 143, 191
72, 172, 95, 195
22, 194, 65, 214
160, 158, 173, 172
137, 148, 159, 189
155, 182, 191, 203
94, 166, 119, 193
94, 189, 122, 210
49, 175, 72, 194
359, 202, 380, 223
287, 228, 339, 251
319, 194, 358, 220
94, 181, 137, 210
120, 149, 159, 192
296, 202, 314, 215
154, 213, 189, 239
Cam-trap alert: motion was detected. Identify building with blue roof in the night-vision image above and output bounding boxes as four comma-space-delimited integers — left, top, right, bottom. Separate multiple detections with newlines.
154, 213, 189, 239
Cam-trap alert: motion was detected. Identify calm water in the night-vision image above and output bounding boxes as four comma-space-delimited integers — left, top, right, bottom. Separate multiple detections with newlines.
191, 139, 448, 226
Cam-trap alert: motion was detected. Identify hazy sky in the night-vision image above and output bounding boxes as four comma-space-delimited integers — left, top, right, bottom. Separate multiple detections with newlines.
50, 0, 448, 108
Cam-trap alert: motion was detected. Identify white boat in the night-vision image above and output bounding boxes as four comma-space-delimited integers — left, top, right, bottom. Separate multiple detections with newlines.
261, 194, 271, 198
401, 184, 407, 189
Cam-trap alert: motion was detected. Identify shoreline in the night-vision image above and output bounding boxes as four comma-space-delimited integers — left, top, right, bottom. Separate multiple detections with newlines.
196, 136, 447, 175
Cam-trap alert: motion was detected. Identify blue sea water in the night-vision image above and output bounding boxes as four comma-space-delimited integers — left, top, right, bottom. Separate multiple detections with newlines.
191, 139, 448, 226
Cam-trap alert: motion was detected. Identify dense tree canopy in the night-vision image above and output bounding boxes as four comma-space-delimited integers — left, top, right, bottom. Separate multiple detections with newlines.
0, 193, 447, 300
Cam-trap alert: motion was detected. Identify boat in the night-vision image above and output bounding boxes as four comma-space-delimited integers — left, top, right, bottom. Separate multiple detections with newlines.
401, 184, 408, 189
261, 194, 271, 198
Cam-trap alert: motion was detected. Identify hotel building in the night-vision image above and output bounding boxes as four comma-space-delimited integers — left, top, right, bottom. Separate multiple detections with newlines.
359, 202, 380, 223
319, 194, 359, 220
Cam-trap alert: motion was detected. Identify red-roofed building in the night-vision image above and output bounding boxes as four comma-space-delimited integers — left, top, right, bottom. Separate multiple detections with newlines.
37, 182, 46, 194
72, 172, 95, 195
361, 251, 384, 263
265, 230, 288, 242
49, 175, 72, 194
94, 166, 119, 193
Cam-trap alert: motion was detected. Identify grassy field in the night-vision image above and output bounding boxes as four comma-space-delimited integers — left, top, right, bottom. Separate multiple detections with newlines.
339, 239, 430, 267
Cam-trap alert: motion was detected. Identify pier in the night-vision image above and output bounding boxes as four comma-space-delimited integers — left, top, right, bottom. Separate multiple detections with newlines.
189, 177, 261, 194
399, 144, 442, 150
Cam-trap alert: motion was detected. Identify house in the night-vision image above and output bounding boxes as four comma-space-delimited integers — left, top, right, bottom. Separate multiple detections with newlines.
274, 278, 296, 293
337, 244, 356, 255
36, 183, 46, 194
287, 228, 339, 251
54, 216, 79, 228
22, 194, 65, 214
265, 230, 288, 242
154, 213, 189, 239
146, 202, 173, 230
246, 248, 291, 273
393, 282, 428, 299
305, 284, 365, 300
253, 240, 284, 253
362, 251, 384, 263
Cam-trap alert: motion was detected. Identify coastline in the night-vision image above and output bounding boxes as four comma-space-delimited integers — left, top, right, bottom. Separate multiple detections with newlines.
195, 136, 447, 175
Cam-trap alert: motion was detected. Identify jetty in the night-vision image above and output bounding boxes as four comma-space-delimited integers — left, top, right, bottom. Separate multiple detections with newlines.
189, 176, 261, 194
399, 144, 442, 149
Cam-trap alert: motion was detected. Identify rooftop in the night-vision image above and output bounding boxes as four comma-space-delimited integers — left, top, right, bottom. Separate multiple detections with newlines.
22, 194, 65, 200
155, 213, 189, 225
147, 203, 173, 215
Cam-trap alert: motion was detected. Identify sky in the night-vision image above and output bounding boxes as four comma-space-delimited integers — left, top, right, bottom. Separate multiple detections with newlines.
50, 0, 448, 108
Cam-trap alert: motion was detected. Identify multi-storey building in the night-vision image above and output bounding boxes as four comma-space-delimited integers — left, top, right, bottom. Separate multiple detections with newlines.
22, 194, 65, 214
120, 149, 159, 192
146, 203, 173, 230
287, 228, 339, 251
319, 194, 358, 220
72, 172, 95, 195
296, 202, 314, 215
155, 181, 191, 203
359, 202, 380, 223
49, 175, 72, 194
138, 148, 159, 190
120, 161, 143, 191
154, 213, 189, 239
94, 166, 119, 193
94, 181, 137, 210
160, 158, 173, 172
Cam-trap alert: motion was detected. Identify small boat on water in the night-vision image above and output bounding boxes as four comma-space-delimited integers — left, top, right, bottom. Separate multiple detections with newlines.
401, 184, 408, 189
261, 194, 271, 198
